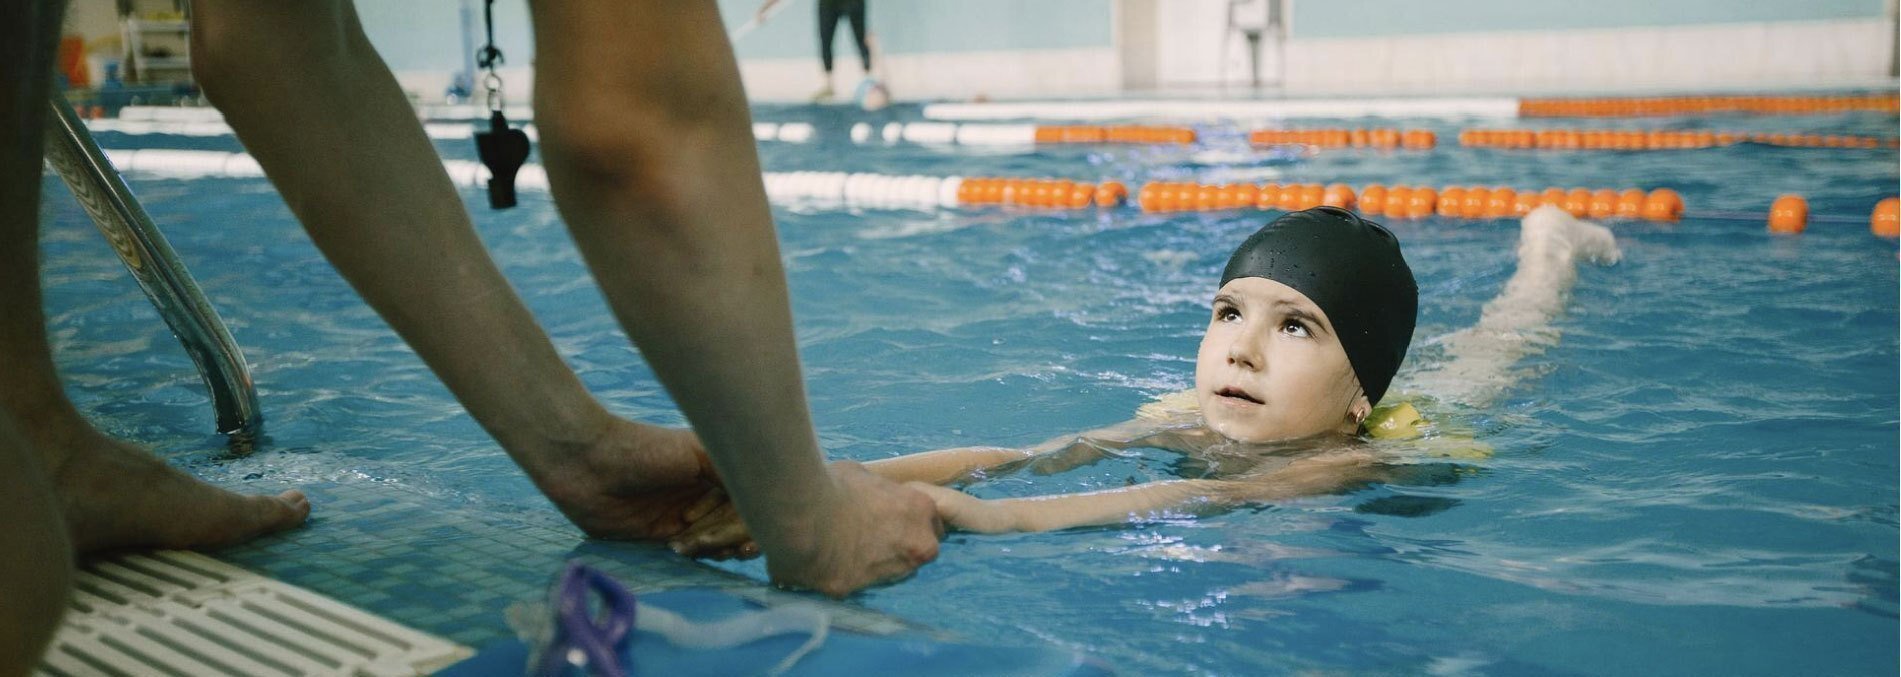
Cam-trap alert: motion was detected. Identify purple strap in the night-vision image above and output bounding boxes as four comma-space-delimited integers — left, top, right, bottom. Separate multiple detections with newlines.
535, 561, 638, 677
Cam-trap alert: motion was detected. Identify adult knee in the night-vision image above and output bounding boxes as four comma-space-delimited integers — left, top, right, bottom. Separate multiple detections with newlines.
534, 76, 749, 211
189, 1, 364, 102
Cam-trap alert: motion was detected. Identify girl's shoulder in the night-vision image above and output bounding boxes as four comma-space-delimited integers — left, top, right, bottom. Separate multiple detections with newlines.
1134, 389, 1201, 422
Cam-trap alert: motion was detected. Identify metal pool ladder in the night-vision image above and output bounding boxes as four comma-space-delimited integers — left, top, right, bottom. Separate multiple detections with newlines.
42, 91, 261, 438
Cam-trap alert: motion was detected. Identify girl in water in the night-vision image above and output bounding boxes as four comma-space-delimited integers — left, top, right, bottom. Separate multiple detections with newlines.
674, 204, 1619, 545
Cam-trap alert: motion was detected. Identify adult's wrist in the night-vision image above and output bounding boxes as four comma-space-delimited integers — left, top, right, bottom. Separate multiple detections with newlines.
740, 464, 849, 560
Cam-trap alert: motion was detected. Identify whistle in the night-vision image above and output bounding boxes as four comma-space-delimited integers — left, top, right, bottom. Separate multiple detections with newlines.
474, 111, 530, 209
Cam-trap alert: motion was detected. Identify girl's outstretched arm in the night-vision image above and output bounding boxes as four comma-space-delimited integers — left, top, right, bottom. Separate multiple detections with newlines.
670, 415, 1207, 553
910, 450, 1383, 533
863, 446, 1036, 485
1406, 205, 1621, 406
865, 417, 1199, 485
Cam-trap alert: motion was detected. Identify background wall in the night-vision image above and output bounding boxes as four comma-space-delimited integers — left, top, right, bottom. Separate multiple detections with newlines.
718, 0, 1119, 101
354, 0, 535, 105
360, 0, 1901, 100
1290, 0, 1887, 38
360, 0, 1121, 103
1275, 0, 1897, 94
62, 0, 1900, 103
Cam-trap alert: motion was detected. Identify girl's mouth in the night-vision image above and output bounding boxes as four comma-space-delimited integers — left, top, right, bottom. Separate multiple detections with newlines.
1215, 386, 1263, 404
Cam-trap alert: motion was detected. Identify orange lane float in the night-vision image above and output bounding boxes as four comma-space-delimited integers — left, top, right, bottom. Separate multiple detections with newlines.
1037, 125, 1197, 145
1406, 187, 1438, 219
1459, 127, 1898, 150
1871, 197, 1899, 238
990, 179, 1882, 236
1322, 183, 1357, 210
1384, 187, 1415, 218
1767, 194, 1809, 234
1512, 191, 1540, 216
1614, 189, 1647, 219
1563, 189, 1592, 217
1249, 128, 1436, 150
1299, 184, 1326, 209
1486, 188, 1517, 218
1641, 188, 1684, 221
1518, 94, 1900, 118
1067, 182, 1098, 209
1125, 181, 1692, 223
1461, 188, 1490, 219
1588, 189, 1620, 220
1359, 184, 1388, 214
960, 177, 1115, 209
1436, 187, 1466, 217
1252, 183, 1278, 211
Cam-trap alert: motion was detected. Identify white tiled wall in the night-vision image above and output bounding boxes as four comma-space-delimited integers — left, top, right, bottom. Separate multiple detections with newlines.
1280, 18, 1896, 95
735, 48, 1125, 102
376, 4, 1892, 103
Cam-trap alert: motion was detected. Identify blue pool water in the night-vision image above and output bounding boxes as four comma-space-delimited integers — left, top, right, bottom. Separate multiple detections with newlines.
42, 102, 1898, 674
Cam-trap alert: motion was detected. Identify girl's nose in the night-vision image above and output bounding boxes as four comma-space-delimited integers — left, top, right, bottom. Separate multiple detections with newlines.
1226, 324, 1265, 371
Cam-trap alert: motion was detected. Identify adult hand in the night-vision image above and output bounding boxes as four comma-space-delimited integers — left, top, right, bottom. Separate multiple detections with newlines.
762, 462, 943, 598
529, 419, 724, 542
669, 489, 756, 560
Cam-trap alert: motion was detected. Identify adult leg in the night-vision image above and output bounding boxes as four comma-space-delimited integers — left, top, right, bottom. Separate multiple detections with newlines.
4, 1, 276, 671
844, 0, 870, 74
817, 0, 840, 74
810, 0, 842, 100
0, 0, 306, 564
0, 415, 69, 677
187, 0, 717, 540
527, 0, 940, 597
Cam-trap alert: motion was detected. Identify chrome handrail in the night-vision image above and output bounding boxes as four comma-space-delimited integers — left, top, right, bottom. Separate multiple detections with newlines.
42, 92, 262, 438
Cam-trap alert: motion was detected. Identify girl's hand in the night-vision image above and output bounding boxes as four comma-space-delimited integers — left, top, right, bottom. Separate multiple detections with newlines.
669, 487, 759, 560
904, 482, 1021, 534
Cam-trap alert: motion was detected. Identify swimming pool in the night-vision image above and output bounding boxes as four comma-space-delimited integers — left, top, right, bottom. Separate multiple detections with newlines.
44, 99, 1897, 674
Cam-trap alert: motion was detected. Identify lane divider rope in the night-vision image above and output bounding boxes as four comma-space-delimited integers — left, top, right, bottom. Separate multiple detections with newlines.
1518, 94, 1899, 118
82, 117, 1898, 156
1247, 128, 1436, 149
82, 118, 1198, 147
94, 94, 1900, 131
1457, 128, 1898, 150
87, 148, 1898, 237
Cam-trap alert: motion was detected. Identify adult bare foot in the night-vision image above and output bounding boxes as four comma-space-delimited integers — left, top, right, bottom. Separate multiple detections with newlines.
519, 416, 721, 542
47, 432, 309, 554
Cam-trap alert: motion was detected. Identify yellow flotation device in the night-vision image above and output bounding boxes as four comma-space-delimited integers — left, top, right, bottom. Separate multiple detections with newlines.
1363, 399, 1493, 460
1136, 390, 1492, 460
1134, 390, 1200, 421
1365, 400, 1425, 439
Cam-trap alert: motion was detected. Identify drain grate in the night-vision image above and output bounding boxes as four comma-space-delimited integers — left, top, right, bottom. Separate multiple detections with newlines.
35, 551, 471, 677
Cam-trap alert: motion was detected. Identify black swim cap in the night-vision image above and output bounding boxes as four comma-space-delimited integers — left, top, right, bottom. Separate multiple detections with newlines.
1219, 206, 1417, 404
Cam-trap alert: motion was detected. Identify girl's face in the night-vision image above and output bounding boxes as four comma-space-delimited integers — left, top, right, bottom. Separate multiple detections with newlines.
1194, 277, 1367, 443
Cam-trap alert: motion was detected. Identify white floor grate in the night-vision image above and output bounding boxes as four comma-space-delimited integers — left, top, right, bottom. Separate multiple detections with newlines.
34, 551, 471, 677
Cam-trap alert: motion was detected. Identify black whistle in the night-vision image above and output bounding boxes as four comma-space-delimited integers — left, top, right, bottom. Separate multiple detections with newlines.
474, 111, 530, 209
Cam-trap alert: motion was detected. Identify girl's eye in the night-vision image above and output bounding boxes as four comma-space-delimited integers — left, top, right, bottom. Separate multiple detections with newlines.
1216, 307, 1241, 322
1282, 319, 1311, 338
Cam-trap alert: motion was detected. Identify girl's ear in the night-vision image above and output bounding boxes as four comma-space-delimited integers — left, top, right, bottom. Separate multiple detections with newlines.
1347, 393, 1373, 427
